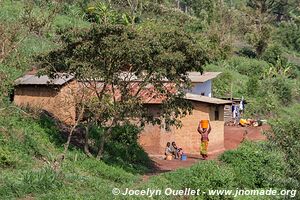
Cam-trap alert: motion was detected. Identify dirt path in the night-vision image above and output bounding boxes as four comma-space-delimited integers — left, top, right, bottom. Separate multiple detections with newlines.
147, 125, 269, 174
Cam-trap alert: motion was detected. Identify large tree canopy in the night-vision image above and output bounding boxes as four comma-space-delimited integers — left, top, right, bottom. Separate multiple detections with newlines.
39, 24, 208, 158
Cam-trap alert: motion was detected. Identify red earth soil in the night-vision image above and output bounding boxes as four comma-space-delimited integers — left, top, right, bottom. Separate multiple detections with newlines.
148, 124, 269, 174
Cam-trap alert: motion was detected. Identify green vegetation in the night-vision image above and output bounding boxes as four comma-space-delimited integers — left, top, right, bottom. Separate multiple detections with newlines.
0, 0, 299, 199
139, 141, 292, 200
268, 104, 300, 190
0, 108, 142, 199
205, 53, 299, 117
1, 106, 298, 199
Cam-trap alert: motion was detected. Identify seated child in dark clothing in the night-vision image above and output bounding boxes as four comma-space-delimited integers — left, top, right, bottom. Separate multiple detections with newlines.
171, 142, 183, 159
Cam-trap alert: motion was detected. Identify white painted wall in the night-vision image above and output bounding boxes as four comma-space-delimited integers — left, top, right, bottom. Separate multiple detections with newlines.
189, 80, 212, 97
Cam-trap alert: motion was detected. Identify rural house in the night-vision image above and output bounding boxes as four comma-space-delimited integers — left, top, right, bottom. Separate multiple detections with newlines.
14, 74, 77, 125
14, 72, 231, 155
139, 93, 231, 156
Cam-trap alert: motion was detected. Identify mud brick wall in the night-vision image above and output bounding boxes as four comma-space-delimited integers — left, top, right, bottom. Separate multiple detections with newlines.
139, 102, 225, 155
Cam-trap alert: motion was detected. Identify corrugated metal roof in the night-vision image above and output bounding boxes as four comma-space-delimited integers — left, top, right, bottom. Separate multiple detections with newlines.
184, 93, 232, 105
15, 73, 230, 105
15, 73, 74, 86
220, 97, 248, 104
117, 71, 221, 83
15, 71, 221, 85
187, 72, 221, 83
77, 82, 175, 104
85, 84, 229, 105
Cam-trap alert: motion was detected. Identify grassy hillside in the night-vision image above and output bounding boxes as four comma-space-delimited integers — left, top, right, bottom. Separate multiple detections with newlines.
0, 0, 300, 199
1, 105, 299, 199
0, 107, 141, 199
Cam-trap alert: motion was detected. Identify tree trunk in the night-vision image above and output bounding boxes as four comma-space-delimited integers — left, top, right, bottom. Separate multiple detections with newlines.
63, 124, 77, 156
62, 105, 85, 160
96, 137, 105, 160
96, 123, 114, 160
84, 123, 93, 157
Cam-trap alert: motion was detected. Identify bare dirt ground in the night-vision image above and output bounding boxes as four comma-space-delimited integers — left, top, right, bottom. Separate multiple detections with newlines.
148, 124, 269, 174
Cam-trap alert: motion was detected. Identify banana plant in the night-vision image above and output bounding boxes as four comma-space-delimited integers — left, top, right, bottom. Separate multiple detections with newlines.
263, 57, 292, 78
86, 2, 136, 26
86, 2, 118, 25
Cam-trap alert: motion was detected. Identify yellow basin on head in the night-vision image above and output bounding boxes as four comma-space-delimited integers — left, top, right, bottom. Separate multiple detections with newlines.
200, 120, 209, 128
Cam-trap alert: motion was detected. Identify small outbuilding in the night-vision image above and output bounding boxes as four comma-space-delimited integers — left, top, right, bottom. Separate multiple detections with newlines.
14, 73, 77, 124
139, 93, 231, 156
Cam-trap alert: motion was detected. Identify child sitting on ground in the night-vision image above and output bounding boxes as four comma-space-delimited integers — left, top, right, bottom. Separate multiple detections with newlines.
171, 142, 183, 159
165, 142, 173, 159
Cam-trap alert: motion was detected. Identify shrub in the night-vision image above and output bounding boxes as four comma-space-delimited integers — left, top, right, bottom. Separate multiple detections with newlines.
271, 77, 293, 105
104, 124, 153, 173
261, 44, 286, 65
0, 64, 23, 101
277, 21, 300, 52
166, 161, 236, 192
245, 94, 280, 118
204, 63, 248, 98
219, 141, 287, 189
268, 105, 300, 192
82, 123, 152, 173
227, 56, 269, 77
245, 74, 294, 117
238, 46, 257, 58
246, 76, 259, 96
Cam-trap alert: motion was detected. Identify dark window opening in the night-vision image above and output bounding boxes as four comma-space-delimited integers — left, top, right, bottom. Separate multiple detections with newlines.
215, 108, 219, 121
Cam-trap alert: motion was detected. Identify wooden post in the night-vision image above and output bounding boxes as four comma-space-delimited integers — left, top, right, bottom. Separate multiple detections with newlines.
230, 81, 233, 102
230, 81, 234, 120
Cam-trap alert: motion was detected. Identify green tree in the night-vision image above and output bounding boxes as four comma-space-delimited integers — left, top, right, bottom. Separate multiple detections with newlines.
0, 22, 25, 103
240, 4, 274, 56
38, 24, 208, 159
261, 44, 286, 65
184, 0, 221, 24
247, 0, 300, 22
277, 16, 300, 52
